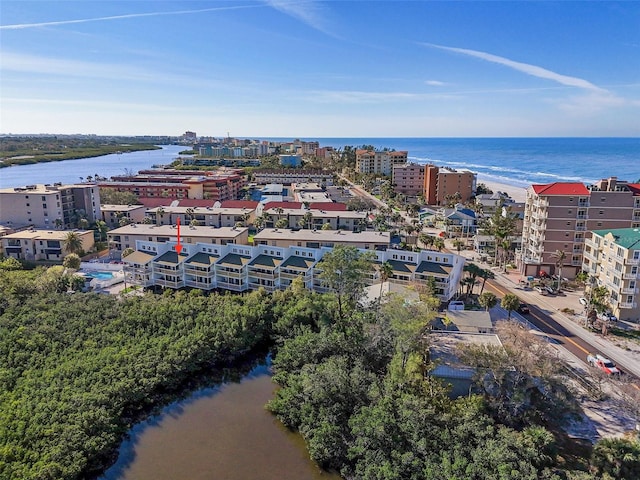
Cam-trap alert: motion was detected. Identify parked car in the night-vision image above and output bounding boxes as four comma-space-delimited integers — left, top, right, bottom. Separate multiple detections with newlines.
579, 297, 588, 306
516, 304, 530, 314
534, 286, 545, 294
544, 286, 556, 295
597, 311, 617, 323
586, 353, 621, 375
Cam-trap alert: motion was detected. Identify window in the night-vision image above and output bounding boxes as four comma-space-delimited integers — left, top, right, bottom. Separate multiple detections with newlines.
599, 210, 604, 215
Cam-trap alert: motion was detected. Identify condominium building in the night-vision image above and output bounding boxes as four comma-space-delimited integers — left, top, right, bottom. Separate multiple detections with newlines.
98, 169, 245, 202
252, 170, 334, 186
1, 229, 95, 262
355, 150, 408, 176
424, 165, 476, 206
107, 224, 249, 254
519, 178, 640, 278
392, 163, 425, 196
583, 228, 640, 321
122, 240, 465, 301
0, 183, 100, 229
253, 228, 390, 250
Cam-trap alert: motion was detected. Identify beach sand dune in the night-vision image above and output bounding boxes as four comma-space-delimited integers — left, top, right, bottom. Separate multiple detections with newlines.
479, 180, 527, 203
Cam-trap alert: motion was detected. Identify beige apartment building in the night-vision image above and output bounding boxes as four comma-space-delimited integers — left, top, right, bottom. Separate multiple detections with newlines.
0, 183, 100, 229
107, 224, 249, 254
519, 178, 640, 278
583, 228, 640, 321
1, 229, 95, 262
253, 228, 390, 250
392, 163, 425, 196
355, 150, 408, 176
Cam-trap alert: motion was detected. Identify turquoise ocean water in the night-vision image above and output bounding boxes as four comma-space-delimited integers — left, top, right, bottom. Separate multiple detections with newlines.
1, 139, 638, 189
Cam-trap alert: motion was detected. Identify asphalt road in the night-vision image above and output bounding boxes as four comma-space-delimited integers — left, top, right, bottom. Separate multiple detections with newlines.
485, 279, 640, 390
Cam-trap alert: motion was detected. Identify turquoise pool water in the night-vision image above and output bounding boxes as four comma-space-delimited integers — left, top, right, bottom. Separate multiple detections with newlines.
84, 271, 115, 280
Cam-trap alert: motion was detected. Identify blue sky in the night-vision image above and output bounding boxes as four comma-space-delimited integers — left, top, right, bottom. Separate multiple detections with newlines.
1, 1, 639, 137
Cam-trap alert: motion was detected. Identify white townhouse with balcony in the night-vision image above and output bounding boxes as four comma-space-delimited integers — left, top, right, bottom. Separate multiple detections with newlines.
122, 241, 465, 301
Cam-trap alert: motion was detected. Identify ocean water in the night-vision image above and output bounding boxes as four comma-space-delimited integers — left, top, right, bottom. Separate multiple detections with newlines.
1, 139, 638, 190
308, 137, 640, 189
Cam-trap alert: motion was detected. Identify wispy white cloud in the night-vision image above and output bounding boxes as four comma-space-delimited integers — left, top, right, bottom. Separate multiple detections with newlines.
425, 80, 447, 86
0, 51, 226, 89
264, 1, 335, 37
0, 4, 264, 30
308, 90, 459, 103
422, 42, 607, 93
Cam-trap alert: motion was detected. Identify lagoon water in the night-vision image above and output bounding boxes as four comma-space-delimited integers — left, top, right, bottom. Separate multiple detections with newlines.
1, 138, 638, 190
100, 362, 340, 480
0, 145, 185, 189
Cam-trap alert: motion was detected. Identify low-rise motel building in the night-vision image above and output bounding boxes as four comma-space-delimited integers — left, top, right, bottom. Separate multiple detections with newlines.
1, 229, 94, 262
583, 227, 640, 322
100, 204, 148, 229
261, 207, 367, 231
107, 224, 249, 255
122, 239, 465, 301
145, 206, 256, 227
252, 228, 390, 250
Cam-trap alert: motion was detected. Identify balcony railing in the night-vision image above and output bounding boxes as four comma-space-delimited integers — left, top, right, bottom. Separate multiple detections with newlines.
626, 258, 640, 265
185, 279, 215, 290
216, 280, 248, 292
623, 272, 639, 280
618, 302, 637, 309
155, 278, 184, 289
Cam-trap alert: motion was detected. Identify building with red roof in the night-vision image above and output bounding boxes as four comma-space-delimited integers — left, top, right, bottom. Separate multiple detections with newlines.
519, 177, 640, 278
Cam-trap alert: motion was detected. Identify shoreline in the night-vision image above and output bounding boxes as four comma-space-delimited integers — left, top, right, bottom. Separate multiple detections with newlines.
478, 178, 527, 203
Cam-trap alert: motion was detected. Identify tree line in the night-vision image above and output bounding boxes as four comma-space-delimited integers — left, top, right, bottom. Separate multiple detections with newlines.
1, 247, 638, 479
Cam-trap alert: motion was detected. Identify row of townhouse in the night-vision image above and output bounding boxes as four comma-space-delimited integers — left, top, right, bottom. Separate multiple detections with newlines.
583, 228, 640, 321
518, 178, 640, 278
123, 240, 465, 301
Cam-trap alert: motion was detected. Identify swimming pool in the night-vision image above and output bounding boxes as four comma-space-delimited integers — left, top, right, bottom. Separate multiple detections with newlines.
83, 271, 115, 280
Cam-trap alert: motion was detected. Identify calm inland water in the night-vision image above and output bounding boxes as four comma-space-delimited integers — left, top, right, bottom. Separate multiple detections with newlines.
100, 362, 341, 480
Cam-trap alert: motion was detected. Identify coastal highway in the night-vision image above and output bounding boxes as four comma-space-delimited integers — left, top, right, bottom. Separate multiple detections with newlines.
485, 279, 640, 390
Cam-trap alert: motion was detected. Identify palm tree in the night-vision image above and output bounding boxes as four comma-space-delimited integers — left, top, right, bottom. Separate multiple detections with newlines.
501, 293, 520, 320
275, 218, 289, 229
478, 268, 495, 295
478, 292, 498, 311
419, 233, 434, 250
452, 238, 464, 253
378, 261, 394, 309
433, 237, 445, 251
95, 220, 108, 241
551, 250, 567, 292
63, 232, 83, 255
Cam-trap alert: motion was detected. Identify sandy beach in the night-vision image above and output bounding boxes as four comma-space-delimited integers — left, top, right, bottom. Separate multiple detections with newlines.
479, 179, 527, 203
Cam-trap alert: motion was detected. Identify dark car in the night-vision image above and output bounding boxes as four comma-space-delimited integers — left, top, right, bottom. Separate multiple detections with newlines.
517, 304, 530, 314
